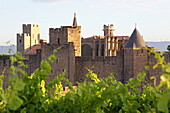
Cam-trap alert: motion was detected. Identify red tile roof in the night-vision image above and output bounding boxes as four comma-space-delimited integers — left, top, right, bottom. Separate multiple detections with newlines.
25, 44, 41, 55
83, 36, 129, 40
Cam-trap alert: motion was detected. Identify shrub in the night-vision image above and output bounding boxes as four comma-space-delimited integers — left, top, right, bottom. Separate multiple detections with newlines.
0, 48, 170, 113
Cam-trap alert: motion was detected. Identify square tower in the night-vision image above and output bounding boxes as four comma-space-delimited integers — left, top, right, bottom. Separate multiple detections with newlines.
49, 14, 81, 56
49, 26, 81, 56
17, 24, 40, 54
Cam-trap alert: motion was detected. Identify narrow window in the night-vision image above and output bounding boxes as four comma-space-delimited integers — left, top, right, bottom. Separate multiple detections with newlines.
56, 59, 59, 63
38, 34, 40, 41
101, 44, 104, 56
58, 38, 60, 44
96, 44, 99, 56
19, 39, 22, 43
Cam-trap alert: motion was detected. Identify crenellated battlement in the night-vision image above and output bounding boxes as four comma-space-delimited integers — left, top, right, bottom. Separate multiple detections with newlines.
49, 26, 81, 33
49, 27, 67, 33
17, 33, 30, 37
23, 33, 30, 37
103, 24, 114, 30
23, 24, 40, 34
23, 24, 39, 28
17, 33, 23, 37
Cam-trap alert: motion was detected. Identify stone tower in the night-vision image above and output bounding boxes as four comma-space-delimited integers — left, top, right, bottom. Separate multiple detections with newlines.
103, 24, 118, 56
123, 28, 147, 82
49, 13, 81, 56
103, 24, 114, 37
17, 24, 40, 54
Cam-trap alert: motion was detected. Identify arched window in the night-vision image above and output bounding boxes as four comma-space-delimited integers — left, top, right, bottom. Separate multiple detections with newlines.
82, 44, 93, 56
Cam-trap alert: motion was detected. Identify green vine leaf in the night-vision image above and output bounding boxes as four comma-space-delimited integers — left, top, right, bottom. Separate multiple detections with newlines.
8, 94, 23, 110
157, 91, 170, 113
13, 78, 25, 91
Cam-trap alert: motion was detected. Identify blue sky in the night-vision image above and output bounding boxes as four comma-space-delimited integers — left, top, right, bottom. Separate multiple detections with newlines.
0, 0, 170, 45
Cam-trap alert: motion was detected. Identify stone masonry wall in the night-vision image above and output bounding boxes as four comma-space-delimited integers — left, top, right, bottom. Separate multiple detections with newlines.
67, 26, 81, 56
133, 49, 148, 76
49, 27, 68, 45
49, 26, 81, 56
123, 49, 134, 82
75, 52, 124, 82
41, 42, 76, 84
0, 60, 10, 89
24, 49, 42, 75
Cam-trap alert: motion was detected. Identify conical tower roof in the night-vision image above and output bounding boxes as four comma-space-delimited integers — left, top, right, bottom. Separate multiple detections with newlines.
124, 28, 146, 48
73, 13, 77, 26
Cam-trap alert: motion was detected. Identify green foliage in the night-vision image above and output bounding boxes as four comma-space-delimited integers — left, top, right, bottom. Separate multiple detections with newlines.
167, 45, 170, 51
1, 48, 170, 112
148, 47, 170, 113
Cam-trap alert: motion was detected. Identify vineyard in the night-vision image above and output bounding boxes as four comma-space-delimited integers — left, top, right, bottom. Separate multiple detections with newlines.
0, 49, 170, 113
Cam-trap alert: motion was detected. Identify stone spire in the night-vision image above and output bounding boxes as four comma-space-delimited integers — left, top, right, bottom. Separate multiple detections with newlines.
124, 28, 146, 48
73, 13, 77, 27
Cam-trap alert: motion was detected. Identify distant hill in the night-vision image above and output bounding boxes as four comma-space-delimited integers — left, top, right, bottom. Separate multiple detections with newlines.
0, 46, 16, 54
0, 41, 169, 54
146, 41, 170, 51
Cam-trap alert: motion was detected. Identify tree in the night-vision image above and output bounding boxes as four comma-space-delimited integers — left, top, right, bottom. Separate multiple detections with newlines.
167, 45, 170, 51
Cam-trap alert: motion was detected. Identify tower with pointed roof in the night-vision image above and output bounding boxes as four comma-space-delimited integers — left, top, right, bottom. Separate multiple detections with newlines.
123, 27, 147, 81
124, 28, 146, 48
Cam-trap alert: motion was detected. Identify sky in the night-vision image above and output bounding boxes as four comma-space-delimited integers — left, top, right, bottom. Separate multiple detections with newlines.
0, 0, 170, 45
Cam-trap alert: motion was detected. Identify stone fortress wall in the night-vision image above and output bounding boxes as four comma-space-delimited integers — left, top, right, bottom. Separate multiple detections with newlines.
0, 60, 10, 88
40, 41, 76, 84
75, 53, 124, 82
1, 14, 170, 88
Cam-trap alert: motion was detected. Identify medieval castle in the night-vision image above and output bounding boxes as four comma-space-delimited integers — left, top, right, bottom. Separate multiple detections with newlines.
2, 14, 170, 87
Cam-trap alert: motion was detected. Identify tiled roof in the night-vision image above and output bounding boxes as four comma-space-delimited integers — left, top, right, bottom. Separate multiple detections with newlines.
25, 44, 41, 55
114, 36, 129, 40
83, 36, 129, 40
124, 28, 146, 48
83, 36, 105, 40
